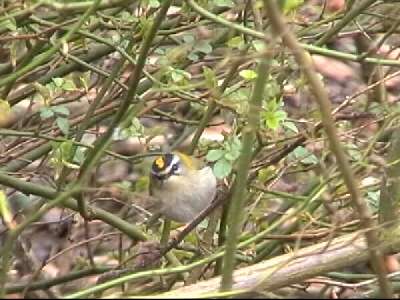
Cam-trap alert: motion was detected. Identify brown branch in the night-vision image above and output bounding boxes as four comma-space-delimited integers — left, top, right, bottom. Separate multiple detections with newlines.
161, 229, 400, 297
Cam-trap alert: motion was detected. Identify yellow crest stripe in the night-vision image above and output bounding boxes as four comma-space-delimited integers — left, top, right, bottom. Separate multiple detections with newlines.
155, 156, 165, 169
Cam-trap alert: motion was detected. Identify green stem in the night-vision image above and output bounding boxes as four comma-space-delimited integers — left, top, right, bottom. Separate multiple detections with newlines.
5, 267, 111, 294
315, 0, 378, 46
77, 0, 173, 183
220, 59, 270, 291
186, 0, 400, 67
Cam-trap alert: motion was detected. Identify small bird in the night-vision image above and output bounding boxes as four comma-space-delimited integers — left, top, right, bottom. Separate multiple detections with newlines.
149, 152, 217, 223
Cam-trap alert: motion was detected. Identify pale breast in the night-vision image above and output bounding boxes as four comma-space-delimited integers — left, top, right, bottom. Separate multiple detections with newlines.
154, 167, 217, 223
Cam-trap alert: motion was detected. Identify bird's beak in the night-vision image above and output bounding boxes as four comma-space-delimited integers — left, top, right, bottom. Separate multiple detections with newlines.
151, 172, 167, 181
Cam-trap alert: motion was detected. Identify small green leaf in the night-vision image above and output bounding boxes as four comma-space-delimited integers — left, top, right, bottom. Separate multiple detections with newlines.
293, 146, 318, 164
203, 66, 217, 89
62, 79, 76, 91
129, 118, 145, 138
56, 117, 69, 135
52, 77, 64, 87
227, 36, 244, 49
1, 18, 16, 31
40, 107, 54, 119
53, 105, 70, 116
252, 40, 266, 52
194, 40, 212, 54
347, 144, 362, 161
183, 34, 195, 44
265, 113, 280, 130
73, 147, 86, 165
33, 83, 51, 103
283, 121, 299, 133
171, 70, 184, 83
148, 0, 160, 8
206, 149, 224, 162
188, 52, 199, 61
366, 191, 380, 212
170, 68, 191, 83
262, 98, 287, 130
213, 158, 232, 179
231, 136, 242, 151
280, 0, 304, 14
239, 69, 258, 80
224, 151, 236, 161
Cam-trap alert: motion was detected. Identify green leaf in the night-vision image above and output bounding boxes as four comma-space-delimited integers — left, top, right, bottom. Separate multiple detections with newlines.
170, 68, 191, 83
213, 158, 232, 179
148, 0, 160, 8
129, 118, 145, 138
252, 40, 266, 52
224, 151, 236, 161
62, 79, 76, 91
194, 40, 212, 54
366, 191, 380, 212
78, 71, 90, 91
239, 69, 258, 80
265, 80, 281, 98
188, 52, 199, 61
73, 147, 86, 165
183, 34, 195, 44
0, 18, 16, 31
52, 77, 64, 87
33, 82, 51, 102
203, 66, 217, 89
231, 136, 241, 150
280, 0, 304, 14
283, 121, 299, 133
347, 144, 362, 161
40, 107, 54, 119
262, 98, 287, 130
52, 105, 70, 116
206, 149, 224, 162
265, 112, 280, 130
171, 70, 184, 83
56, 117, 69, 135
293, 146, 318, 164
227, 36, 244, 49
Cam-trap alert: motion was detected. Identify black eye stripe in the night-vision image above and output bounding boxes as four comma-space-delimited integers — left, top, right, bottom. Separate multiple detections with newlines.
151, 153, 182, 179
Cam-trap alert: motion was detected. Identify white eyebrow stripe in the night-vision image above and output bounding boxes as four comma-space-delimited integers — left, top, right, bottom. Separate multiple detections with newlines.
157, 166, 172, 176
171, 154, 180, 166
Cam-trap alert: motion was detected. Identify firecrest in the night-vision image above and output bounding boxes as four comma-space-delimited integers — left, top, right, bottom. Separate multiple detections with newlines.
149, 152, 217, 223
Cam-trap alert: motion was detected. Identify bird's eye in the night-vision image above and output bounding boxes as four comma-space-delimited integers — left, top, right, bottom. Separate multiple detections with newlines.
171, 163, 179, 173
